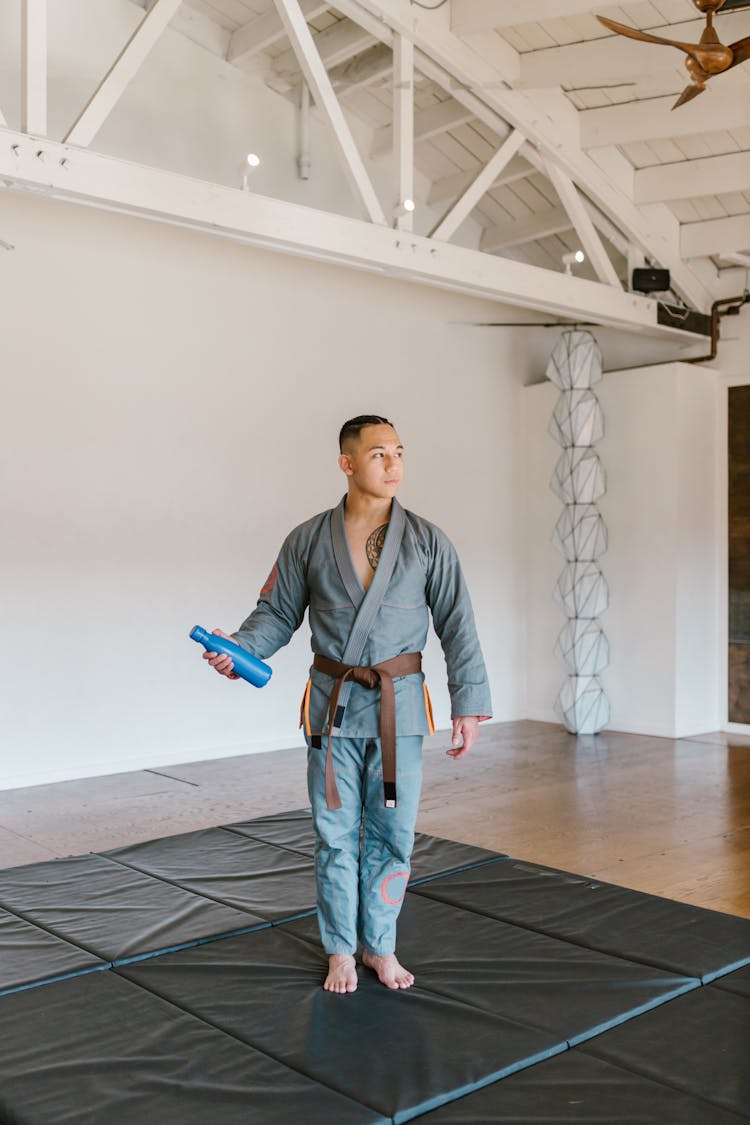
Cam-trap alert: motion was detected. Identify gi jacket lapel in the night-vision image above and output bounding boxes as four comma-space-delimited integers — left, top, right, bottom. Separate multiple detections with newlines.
330, 495, 406, 666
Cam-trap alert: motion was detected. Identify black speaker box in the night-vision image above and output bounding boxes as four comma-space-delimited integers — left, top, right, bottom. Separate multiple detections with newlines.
632, 267, 671, 293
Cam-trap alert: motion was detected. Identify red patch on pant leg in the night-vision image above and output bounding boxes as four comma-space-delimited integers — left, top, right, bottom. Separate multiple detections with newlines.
260, 563, 278, 595
381, 871, 409, 906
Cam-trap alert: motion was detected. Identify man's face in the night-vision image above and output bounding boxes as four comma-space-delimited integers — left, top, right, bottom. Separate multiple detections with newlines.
339, 424, 404, 500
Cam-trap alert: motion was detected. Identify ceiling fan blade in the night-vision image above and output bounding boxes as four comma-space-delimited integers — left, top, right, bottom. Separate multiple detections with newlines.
596, 15, 702, 55
672, 82, 707, 109
728, 34, 750, 66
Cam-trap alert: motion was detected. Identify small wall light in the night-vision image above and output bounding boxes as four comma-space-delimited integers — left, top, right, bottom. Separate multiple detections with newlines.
242, 153, 261, 191
562, 249, 585, 275
394, 198, 416, 218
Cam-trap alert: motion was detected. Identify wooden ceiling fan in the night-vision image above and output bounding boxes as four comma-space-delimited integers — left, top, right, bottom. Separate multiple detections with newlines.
597, 0, 750, 108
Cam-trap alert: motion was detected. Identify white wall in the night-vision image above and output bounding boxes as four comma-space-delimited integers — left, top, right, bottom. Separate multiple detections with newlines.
522, 359, 721, 738
0, 190, 537, 789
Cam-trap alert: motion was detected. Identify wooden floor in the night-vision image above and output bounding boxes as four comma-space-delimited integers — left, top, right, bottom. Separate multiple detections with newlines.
1, 720, 749, 919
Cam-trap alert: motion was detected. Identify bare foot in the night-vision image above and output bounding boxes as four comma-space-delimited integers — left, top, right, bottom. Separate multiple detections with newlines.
324, 954, 358, 994
362, 950, 414, 990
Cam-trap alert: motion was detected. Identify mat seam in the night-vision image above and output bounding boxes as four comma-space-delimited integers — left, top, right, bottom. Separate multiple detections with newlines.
578, 1031, 750, 1119
96, 850, 298, 927
110, 965, 390, 1122
408, 885, 742, 981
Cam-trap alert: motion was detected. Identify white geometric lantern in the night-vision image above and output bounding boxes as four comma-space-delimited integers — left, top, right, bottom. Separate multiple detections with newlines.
548, 390, 604, 449
553, 675, 610, 734
547, 330, 610, 735
554, 620, 610, 676
551, 448, 606, 505
553, 562, 609, 620
552, 505, 608, 562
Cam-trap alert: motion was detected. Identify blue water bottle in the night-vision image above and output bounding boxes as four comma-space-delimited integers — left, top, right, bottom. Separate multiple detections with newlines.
190, 626, 272, 688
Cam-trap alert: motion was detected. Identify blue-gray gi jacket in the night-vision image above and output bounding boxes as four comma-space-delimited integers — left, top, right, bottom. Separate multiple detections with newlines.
233, 497, 492, 737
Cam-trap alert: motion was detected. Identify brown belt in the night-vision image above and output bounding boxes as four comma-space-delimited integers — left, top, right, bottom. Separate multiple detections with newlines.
313, 652, 422, 811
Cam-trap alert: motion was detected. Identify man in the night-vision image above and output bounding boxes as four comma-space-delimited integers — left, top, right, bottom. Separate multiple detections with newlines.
203, 415, 491, 994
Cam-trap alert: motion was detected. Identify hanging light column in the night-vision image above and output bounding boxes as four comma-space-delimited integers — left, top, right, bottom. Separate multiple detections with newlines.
546, 330, 610, 735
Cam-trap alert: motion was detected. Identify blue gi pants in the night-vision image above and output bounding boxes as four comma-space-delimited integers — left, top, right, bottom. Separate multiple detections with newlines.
306, 735, 423, 957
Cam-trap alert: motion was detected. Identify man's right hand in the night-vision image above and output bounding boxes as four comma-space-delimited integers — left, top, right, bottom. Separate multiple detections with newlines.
202, 628, 240, 680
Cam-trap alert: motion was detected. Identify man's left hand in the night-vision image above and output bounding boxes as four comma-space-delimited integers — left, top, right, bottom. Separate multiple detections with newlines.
447, 716, 480, 760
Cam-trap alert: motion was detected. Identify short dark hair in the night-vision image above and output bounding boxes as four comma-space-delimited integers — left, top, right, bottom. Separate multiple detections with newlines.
339, 414, 394, 451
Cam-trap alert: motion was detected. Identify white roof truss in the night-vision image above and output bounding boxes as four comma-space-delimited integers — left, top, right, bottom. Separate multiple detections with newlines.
481, 206, 573, 253
427, 155, 534, 207
330, 42, 392, 91
271, 0, 387, 224
393, 33, 414, 232
9, 0, 742, 334
372, 99, 476, 157
22, 0, 47, 137
228, 0, 329, 63
0, 126, 703, 343
431, 128, 526, 241
340, 0, 710, 309
65, 0, 183, 147
273, 17, 374, 76
545, 160, 621, 289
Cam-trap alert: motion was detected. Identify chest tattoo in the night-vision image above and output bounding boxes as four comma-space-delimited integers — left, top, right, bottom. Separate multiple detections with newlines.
366, 524, 388, 571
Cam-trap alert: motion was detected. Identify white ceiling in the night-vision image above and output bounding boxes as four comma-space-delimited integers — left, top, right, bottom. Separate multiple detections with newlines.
140, 0, 750, 297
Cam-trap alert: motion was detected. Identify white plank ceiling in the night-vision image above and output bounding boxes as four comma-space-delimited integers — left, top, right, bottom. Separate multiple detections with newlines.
151, 0, 750, 292
2, 0, 739, 320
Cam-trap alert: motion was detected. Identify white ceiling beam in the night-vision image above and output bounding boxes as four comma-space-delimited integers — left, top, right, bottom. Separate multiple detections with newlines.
272, 0, 387, 224
0, 127, 703, 343
335, 0, 711, 309
635, 152, 750, 205
330, 43, 392, 91
580, 72, 750, 147
274, 18, 374, 75
65, 0, 182, 147
519, 11, 750, 89
452, 0, 606, 33
481, 205, 572, 252
723, 252, 750, 269
682, 214, 750, 259
393, 34, 414, 231
138, 0, 230, 58
545, 160, 621, 288
228, 0, 328, 63
427, 154, 533, 206
431, 128, 525, 241
22, 0, 47, 137
371, 98, 474, 157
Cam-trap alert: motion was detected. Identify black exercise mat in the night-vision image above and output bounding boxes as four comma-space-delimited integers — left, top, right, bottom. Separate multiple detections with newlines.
583, 985, 750, 1118
226, 808, 506, 882
0, 970, 387, 1125
225, 809, 318, 856
0, 853, 266, 964
411, 858, 750, 981
712, 962, 750, 998
415, 1048, 749, 1123
409, 833, 506, 883
281, 895, 698, 1046
104, 827, 317, 923
119, 926, 564, 1124
0, 907, 106, 996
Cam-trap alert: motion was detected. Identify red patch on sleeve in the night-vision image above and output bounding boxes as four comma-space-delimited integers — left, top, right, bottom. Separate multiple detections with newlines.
260, 563, 278, 595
